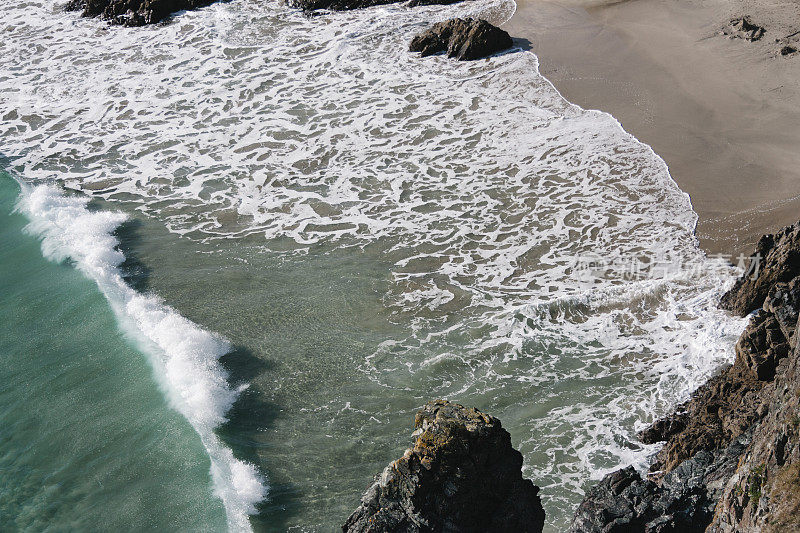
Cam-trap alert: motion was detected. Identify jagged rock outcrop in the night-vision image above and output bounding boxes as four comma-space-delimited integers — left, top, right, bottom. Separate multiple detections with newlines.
569, 436, 748, 533
571, 220, 800, 532
406, 0, 463, 6
638, 360, 761, 474
636, 309, 788, 475
342, 400, 545, 533
66, 0, 221, 26
68, 0, 469, 20
287, 0, 396, 11
707, 304, 800, 531
736, 310, 791, 381
719, 223, 800, 316
408, 18, 513, 61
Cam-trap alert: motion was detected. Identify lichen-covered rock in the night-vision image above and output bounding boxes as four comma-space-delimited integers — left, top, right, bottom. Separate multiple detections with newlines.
707, 327, 800, 532
66, 0, 222, 26
720, 222, 800, 316
342, 400, 545, 533
408, 18, 513, 61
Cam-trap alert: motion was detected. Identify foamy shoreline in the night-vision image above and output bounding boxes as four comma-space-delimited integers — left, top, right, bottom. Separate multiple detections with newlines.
504, 0, 800, 258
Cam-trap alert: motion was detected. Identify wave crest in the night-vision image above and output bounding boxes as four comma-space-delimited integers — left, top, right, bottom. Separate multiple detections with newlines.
17, 184, 267, 532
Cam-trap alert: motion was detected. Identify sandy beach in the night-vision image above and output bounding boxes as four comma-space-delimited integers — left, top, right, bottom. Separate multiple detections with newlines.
504, 0, 800, 257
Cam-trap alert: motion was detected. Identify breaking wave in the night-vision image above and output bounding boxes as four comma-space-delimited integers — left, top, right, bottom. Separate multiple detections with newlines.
15, 184, 267, 532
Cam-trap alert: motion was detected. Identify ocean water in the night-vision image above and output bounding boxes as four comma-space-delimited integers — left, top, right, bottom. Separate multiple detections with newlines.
1, 0, 748, 531
0, 175, 228, 531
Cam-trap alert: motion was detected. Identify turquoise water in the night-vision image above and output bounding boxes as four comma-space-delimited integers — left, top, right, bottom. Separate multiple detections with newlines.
0, 175, 228, 531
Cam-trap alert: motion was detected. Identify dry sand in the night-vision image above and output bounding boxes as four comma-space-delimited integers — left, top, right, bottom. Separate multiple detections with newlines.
504, 0, 800, 257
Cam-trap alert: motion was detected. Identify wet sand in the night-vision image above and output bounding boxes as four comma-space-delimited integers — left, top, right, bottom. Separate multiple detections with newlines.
504, 0, 800, 257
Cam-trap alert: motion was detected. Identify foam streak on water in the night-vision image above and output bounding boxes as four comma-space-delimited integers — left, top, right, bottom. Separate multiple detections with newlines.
15, 184, 266, 532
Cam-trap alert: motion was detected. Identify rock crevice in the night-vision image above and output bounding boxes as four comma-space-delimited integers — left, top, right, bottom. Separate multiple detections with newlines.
287, 0, 464, 13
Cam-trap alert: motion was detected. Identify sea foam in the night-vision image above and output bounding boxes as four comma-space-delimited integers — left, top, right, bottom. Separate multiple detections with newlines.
16, 184, 266, 532
1, 0, 750, 526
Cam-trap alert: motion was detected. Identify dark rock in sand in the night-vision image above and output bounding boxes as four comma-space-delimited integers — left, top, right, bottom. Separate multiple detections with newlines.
408, 18, 513, 61
66, 0, 221, 26
719, 221, 800, 316
781, 45, 799, 56
723, 16, 766, 41
342, 399, 545, 533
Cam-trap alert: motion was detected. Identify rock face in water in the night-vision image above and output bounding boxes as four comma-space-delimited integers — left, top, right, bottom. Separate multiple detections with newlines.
409, 18, 513, 61
342, 400, 545, 533
569, 437, 747, 533
69, 0, 468, 20
66, 0, 222, 26
287, 0, 463, 13
286, 0, 397, 11
570, 221, 800, 532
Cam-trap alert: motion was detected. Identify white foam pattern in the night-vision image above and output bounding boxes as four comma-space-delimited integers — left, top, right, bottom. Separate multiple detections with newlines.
1, 0, 749, 525
16, 185, 267, 532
